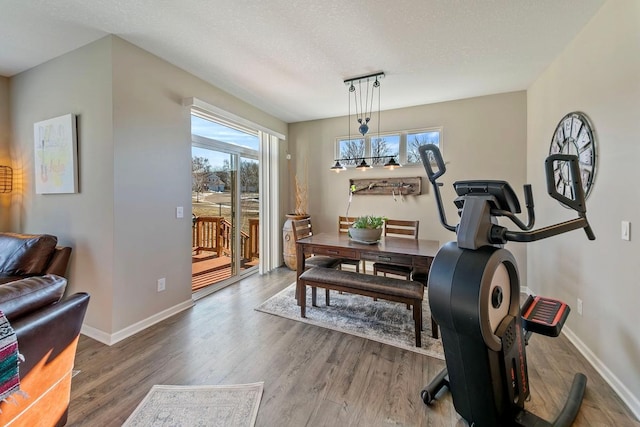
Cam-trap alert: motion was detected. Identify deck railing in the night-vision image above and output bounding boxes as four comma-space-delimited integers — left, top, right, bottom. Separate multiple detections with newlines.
192, 216, 259, 263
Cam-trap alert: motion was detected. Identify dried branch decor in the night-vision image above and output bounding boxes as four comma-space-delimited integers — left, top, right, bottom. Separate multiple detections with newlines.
289, 154, 309, 216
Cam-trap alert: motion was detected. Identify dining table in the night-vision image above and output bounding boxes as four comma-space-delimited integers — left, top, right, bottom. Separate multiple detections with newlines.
295, 232, 440, 281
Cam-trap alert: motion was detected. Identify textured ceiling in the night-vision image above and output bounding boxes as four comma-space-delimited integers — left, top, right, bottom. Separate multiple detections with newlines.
0, 0, 605, 123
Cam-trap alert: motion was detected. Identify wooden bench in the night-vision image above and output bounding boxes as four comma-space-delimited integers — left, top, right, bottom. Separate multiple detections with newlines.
298, 267, 435, 347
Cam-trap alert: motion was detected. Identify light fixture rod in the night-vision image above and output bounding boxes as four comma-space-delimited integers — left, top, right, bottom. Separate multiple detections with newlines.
343, 71, 385, 86
330, 155, 401, 171
333, 155, 396, 162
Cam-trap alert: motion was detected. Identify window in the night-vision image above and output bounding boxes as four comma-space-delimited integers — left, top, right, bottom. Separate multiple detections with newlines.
336, 138, 365, 166
335, 127, 441, 167
192, 113, 259, 150
406, 129, 441, 164
371, 134, 400, 165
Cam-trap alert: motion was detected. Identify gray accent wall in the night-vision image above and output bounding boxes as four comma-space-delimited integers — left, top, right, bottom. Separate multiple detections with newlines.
8, 36, 287, 339
527, 0, 639, 415
10, 37, 115, 332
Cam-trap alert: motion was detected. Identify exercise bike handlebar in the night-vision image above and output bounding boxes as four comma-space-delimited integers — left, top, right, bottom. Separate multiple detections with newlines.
418, 144, 595, 244
419, 144, 456, 233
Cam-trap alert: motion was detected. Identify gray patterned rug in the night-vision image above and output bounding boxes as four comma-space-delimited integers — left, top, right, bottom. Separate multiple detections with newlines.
256, 283, 444, 360
122, 383, 263, 427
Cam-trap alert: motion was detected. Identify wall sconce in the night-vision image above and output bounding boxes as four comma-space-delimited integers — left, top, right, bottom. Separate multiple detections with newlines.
0, 166, 12, 193
330, 156, 401, 172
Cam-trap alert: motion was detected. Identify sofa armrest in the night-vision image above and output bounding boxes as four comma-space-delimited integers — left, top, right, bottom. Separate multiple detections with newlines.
11, 292, 89, 375
0, 292, 89, 427
45, 246, 72, 278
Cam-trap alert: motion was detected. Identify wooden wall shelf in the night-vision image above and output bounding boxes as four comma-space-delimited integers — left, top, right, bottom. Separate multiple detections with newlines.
349, 177, 422, 196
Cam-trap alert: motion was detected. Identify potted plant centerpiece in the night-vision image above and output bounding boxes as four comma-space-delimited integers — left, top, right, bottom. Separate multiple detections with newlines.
348, 215, 386, 243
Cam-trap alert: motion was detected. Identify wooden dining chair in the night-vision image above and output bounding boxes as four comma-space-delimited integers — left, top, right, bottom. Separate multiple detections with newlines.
337, 216, 363, 273
292, 218, 341, 304
291, 218, 341, 270
373, 219, 420, 279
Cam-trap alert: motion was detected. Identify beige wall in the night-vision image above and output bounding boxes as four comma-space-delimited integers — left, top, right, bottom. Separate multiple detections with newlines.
8, 36, 287, 339
10, 37, 116, 332
0, 76, 10, 230
528, 0, 640, 415
289, 91, 528, 281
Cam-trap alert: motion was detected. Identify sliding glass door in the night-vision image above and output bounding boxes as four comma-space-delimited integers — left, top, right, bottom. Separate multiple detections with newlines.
191, 114, 259, 295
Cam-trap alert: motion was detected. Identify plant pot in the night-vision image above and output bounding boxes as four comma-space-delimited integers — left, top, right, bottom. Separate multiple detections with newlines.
348, 227, 382, 242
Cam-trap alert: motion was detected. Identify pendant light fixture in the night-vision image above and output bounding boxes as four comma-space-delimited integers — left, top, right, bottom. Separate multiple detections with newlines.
344, 71, 384, 137
330, 71, 396, 172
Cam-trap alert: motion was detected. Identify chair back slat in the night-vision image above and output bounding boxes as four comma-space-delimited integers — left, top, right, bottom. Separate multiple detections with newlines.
384, 219, 419, 239
292, 218, 313, 241
338, 216, 358, 234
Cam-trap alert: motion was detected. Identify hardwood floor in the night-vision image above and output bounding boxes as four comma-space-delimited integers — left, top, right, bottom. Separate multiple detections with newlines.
68, 267, 639, 426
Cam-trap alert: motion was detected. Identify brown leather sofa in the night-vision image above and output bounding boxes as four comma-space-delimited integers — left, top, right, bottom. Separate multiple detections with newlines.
0, 233, 89, 426
0, 232, 72, 285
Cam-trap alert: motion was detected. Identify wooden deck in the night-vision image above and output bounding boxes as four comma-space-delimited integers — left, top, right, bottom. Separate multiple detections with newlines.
192, 267, 232, 291
191, 253, 258, 291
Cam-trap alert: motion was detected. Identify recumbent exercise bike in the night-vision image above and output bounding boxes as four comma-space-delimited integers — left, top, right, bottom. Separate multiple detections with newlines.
418, 144, 595, 426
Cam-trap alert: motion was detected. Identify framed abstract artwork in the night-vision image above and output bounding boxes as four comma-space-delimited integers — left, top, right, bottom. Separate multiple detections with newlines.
33, 113, 78, 194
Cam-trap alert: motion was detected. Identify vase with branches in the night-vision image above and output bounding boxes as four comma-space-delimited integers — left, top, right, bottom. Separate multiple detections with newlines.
293, 173, 308, 216
288, 154, 309, 217
282, 155, 311, 269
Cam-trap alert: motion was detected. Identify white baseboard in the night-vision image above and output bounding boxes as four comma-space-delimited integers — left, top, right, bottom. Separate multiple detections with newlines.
562, 326, 640, 421
80, 299, 195, 346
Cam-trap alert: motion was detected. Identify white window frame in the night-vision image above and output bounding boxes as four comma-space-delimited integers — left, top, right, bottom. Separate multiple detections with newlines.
335, 126, 443, 168
184, 97, 284, 276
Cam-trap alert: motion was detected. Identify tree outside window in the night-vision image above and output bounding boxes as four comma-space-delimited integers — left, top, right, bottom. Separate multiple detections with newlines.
338, 138, 365, 165
407, 130, 440, 164
334, 127, 441, 167
192, 156, 212, 202
372, 134, 400, 165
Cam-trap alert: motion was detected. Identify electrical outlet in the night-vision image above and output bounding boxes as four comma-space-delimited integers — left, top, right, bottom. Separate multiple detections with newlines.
176, 206, 184, 219
621, 221, 630, 241
157, 278, 166, 292
577, 298, 583, 316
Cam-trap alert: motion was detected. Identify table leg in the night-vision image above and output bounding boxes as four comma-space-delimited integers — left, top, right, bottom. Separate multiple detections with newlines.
296, 241, 305, 305
300, 282, 306, 318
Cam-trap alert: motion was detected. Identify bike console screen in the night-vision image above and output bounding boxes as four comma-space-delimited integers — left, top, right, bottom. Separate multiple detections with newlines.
453, 180, 521, 215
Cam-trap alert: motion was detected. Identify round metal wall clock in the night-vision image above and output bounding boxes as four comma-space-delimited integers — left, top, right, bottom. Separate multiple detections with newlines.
549, 111, 597, 200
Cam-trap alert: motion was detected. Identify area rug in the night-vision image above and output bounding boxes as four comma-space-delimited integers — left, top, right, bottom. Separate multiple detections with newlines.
256, 283, 444, 360
122, 382, 264, 427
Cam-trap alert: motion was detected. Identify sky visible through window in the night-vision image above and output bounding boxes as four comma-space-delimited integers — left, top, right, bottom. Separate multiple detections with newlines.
192, 115, 259, 149
191, 115, 259, 168
192, 146, 230, 170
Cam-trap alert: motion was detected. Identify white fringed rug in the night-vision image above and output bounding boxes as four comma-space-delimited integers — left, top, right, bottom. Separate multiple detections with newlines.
256, 283, 444, 360
122, 383, 264, 427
